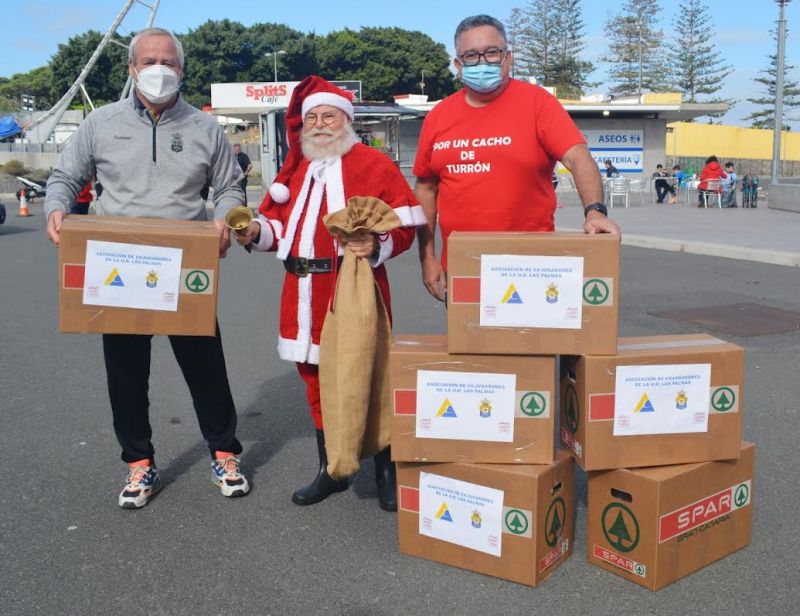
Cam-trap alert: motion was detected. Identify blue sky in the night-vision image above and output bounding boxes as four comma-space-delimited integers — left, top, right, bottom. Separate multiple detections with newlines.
4, 0, 799, 128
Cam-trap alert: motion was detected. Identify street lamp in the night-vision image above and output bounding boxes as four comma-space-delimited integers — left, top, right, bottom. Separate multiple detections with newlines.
772, 0, 792, 185
264, 49, 287, 82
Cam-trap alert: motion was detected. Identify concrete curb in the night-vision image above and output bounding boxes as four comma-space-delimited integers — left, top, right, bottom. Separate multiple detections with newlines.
561, 228, 800, 268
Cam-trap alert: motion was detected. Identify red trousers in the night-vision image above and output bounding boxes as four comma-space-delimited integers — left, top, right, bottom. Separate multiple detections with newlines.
296, 362, 323, 430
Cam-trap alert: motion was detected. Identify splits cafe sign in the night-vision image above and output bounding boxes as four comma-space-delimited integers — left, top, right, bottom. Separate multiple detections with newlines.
211, 81, 362, 110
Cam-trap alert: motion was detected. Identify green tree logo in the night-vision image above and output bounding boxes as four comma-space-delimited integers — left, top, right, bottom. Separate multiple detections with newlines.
504, 509, 529, 535
545, 497, 566, 547
564, 384, 579, 433
734, 484, 749, 508
711, 387, 736, 412
185, 270, 210, 293
583, 279, 610, 305
602, 503, 640, 553
520, 392, 547, 417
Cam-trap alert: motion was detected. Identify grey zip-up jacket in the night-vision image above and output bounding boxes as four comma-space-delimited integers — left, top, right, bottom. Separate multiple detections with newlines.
44, 93, 244, 221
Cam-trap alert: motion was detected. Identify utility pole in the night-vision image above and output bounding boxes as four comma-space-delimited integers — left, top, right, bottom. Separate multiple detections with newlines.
771, 0, 791, 185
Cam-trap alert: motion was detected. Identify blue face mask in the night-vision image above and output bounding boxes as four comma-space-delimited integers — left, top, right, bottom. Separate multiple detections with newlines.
461, 63, 503, 93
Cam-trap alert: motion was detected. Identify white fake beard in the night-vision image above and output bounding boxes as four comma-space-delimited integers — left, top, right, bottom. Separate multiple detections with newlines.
300, 124, 358, 161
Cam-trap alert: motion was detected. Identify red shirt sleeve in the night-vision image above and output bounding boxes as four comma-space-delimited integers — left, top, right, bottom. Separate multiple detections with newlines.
535, 90, 586, 161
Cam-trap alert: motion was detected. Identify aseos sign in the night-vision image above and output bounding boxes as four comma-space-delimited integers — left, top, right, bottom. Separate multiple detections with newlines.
210, 82, 301, 110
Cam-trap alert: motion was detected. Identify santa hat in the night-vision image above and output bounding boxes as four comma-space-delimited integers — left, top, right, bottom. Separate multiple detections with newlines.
262, 76, 355, 208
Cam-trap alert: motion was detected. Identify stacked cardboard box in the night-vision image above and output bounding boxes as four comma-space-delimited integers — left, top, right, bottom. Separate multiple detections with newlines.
392, 232, 622, 586
392, 231, 752, 590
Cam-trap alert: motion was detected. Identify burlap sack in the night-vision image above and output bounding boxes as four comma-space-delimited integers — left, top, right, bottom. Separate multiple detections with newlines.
319, 197, 402, 479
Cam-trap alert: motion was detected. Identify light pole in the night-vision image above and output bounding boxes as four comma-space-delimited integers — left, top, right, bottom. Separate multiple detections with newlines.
771, 0, 791, 185
265, 49, 287, 82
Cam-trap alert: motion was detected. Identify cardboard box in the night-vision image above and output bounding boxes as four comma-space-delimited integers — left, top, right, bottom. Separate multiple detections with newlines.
397, 451, 574, 587
59, 215, 219, 336
559, 334, 743, 470
447, 232, 619, 356
390, 335, 556, 464
587, 442, 754, 590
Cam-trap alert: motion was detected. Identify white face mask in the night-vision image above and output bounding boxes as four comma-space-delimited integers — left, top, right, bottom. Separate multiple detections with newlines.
134, 65, 181, 105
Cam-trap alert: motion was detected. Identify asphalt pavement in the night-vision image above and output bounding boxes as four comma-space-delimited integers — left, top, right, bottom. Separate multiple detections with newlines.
0, 200, 798, 616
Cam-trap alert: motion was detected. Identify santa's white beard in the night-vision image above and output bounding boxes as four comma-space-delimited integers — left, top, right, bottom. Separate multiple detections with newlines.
301, 124, 358, 161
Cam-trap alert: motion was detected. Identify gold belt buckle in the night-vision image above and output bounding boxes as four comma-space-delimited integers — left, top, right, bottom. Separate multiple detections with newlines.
295, 257, 309, 277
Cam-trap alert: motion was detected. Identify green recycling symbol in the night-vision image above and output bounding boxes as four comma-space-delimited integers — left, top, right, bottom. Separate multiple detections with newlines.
734, 484, 749, 507
504, 509, 529, 535
520, 392, 547, 417
564, 384, 579, 434
711, 387, 736, 412
583, 279, 610, 305
185, 270, 210, 293
602, 503, 640, 553
544, 497, 566, 547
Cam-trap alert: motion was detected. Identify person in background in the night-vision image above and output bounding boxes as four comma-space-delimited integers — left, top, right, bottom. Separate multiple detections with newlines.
233, 143, 253, 205
697, 155, 727, 207
71, 180, 93, 214
603, 159, 619, 178
721, 162, 738, 208
652, 163, 672, 204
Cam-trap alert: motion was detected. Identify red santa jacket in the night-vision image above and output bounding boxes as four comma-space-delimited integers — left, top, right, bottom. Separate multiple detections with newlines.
254, 143, 424, 364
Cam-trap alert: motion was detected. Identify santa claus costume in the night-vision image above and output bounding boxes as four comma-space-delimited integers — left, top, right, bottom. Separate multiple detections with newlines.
250, 76, 425, 510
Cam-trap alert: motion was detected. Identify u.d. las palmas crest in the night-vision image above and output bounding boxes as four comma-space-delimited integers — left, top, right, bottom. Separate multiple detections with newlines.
479, 398, 492, 418
675, 389, 688, 410
545, 283, 559, 304
471, 510, 482, 529
145, 270, 158, 288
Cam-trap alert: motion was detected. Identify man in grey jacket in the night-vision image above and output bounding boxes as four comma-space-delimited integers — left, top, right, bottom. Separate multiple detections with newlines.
44, 27, 250, 509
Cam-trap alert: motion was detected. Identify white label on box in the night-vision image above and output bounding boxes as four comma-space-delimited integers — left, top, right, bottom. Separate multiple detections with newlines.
613, 364, 711, 436
416, 370, 516, 442
83, 240, 183, 312
479, 255, 584, 329
419, 472, 504, 557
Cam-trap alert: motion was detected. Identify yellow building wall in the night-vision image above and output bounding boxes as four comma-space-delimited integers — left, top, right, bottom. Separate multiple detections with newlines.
666, 122, 800, 161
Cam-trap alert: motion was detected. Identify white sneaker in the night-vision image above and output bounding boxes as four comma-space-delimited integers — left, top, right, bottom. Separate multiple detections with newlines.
211, 454, 250, 497
119, 463, 162, 509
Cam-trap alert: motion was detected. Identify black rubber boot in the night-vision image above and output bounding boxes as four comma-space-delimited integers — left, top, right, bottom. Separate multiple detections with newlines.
292, 429, 349, 506
374, 447, 397, 511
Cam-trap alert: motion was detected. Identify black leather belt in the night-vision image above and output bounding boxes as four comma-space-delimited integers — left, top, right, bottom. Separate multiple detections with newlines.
284, 256, 343, 277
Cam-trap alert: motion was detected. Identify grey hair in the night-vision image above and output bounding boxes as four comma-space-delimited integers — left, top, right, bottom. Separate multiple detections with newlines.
128, 27, 184, 68
454, 14, 506, 50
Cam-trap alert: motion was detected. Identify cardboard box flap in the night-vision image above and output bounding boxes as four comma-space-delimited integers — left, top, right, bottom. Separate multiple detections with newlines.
614, 442, 754, 482
62, 215, 218, 238
477, 450, 571, 478
615, 334, 741, 357
392, 335, 449, 354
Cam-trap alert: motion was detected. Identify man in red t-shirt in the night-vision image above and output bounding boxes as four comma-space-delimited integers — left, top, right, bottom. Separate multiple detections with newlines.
414, 14, 620, 300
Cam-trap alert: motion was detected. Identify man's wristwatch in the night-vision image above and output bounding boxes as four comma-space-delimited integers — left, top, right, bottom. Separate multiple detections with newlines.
584, 202, 608, 218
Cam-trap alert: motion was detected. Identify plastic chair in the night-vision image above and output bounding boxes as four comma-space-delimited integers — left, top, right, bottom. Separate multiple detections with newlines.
700, 179, 723, 208
606, 177, 631, 208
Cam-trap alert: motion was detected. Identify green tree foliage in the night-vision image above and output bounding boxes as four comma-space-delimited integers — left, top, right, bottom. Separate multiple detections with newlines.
667, 0, 731, 103
49, 30, 130, 106
240, 23, 319, 83
0, 66, 57, 112
316, 27, 455, 101
602, 0, 667, 96
744, 29, 800, 130
511, 0, 594, 98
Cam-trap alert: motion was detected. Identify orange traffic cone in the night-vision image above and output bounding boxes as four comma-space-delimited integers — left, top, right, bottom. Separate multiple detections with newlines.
18, 188, 31, 217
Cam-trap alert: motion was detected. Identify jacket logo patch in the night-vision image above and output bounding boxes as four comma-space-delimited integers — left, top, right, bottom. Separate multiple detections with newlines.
171, 133, 183, 153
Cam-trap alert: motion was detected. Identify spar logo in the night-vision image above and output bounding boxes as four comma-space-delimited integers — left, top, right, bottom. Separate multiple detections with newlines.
563, 383, 580, 433
602, 503, 640, 552
593, 544, 647, 578
544, 497, 566, 547
659, 480, 752, 542
501, 283, 523, 304
711, 386, 736, 412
